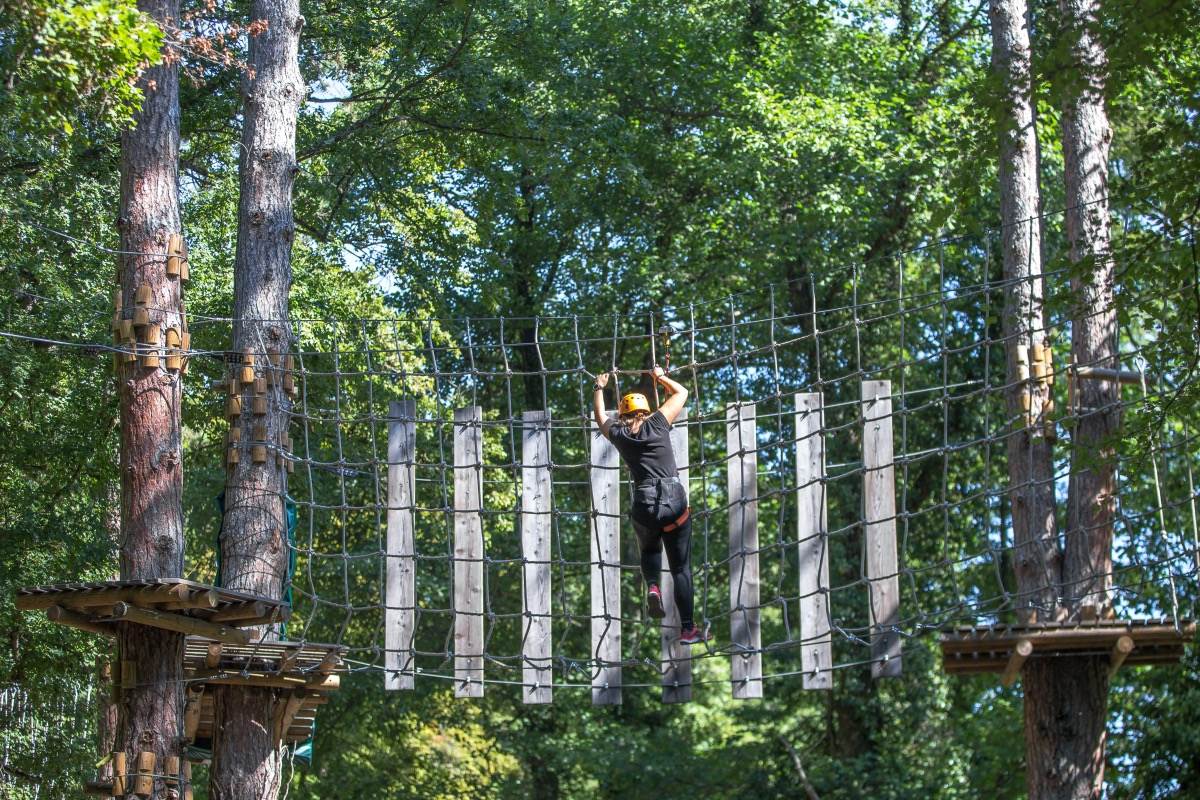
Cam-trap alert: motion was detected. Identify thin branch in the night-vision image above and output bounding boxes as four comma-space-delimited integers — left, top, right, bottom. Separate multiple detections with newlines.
778, 735, 821, 800
398, 113, 549, 144
915, 0, 988, 79
299, 4, 475, 159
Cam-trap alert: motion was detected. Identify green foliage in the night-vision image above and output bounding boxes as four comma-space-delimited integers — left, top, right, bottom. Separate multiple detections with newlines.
1, 0, 1198, 797
0, 0, 163, 135
0, 95, 122, 798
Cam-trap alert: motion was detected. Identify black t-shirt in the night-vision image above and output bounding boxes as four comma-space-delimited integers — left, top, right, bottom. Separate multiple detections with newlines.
606, 411, 678, 484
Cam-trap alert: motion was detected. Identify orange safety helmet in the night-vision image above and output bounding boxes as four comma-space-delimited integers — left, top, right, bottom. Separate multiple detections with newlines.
619, 392, 651, 416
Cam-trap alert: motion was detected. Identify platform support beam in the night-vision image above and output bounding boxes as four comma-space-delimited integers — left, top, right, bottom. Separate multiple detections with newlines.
1001, 639, 1034, 686
1108, 635, 1134, 678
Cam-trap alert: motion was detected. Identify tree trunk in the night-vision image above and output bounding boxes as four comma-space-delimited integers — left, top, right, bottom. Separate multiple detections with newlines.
989, 0, 1060, 621
1022, 657, 1109, 800
511, 166, 545, 409
211, 687, 283, 797
1059, 0, 1117, 619
210, 1, 304, 798
1030, 0, 1118, 797
116, 1, 186, 796
989, 3, 1114, 796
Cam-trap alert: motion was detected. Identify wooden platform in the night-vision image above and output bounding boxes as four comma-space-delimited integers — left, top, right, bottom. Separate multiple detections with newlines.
16, 579, 290, 645
187, 688, 329, 746
183, 638, 346, 747
184, 637, 345, 683
941, 619, 1195, 685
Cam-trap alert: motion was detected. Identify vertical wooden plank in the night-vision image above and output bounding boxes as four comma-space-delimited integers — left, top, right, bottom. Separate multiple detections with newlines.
521, 410, 553, 704
385, 399, 416, 690
661, 408, 692, 703
727, 402, 763, 699
795, 393, 832, 690
862, 380, 902, 678
454, 406, 485, 697
590, 418, 621, 705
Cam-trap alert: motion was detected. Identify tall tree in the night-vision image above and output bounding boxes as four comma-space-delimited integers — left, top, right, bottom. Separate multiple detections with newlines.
988, 2, 1094, 797
209, 0, 304, 797
115, 0, 186, 797
1021, 0, 1120, 797
990, 0, 1058, 625
1059, 0, 1117, 621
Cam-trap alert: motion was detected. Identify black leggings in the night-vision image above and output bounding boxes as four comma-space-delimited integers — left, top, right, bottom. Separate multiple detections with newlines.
632, 515, 695, 629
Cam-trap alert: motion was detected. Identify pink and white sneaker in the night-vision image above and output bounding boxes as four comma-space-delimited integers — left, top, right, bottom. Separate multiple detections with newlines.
647, 584, 666, 619
679, 625, 712, 646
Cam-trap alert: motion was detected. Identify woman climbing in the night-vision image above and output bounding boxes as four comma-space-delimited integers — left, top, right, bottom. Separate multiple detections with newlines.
592, 366, 710, 646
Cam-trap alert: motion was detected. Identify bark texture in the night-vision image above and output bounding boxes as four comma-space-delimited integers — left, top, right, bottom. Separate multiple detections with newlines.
1022, 657, 1109, 800
989, 0, 1060, 621
1018, 0, 1116, 797
990, 3, 1116, 796
211, 687, 282, 798
116, 1, 186, 796
1059, 0, 1117, 618
210, 1, 304, 797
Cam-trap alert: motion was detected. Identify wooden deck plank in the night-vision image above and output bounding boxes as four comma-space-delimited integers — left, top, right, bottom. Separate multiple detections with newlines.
862, 381, 902, 678
590, 417, 622, 705
795, 393, 832, 690
521, 411, 554, 704
182, 637, 345, 676
19, 578, 283, 599
454, 406, 485, 698
385, 399, 417, 690
727, 402, 763, 699
940, 620, 1192, 678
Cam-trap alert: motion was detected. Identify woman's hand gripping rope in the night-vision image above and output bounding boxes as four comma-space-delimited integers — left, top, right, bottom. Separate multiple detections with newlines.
651, 365, 689, 424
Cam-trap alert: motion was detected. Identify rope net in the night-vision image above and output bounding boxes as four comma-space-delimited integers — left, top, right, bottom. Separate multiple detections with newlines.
177, 220, 1199, 696
4, 211, 1197, 699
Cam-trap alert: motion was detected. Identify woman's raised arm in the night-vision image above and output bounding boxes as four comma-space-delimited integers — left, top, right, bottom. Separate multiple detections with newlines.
653, 366, 689, 423
592, 371, 614, 436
